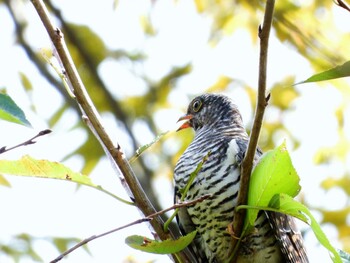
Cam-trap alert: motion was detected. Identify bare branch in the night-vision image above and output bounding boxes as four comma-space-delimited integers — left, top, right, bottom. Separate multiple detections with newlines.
43, 0, 140, 151
8, 0, 160, 214
44, 0, 162, 215
29, 0, 186, 262
0, 129, 52, 155
231, 0, 275, 261
50, 194, 211, 263
334, 0, 350, 13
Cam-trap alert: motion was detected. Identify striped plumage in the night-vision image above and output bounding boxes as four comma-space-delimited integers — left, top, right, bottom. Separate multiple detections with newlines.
174, 94, 308, 263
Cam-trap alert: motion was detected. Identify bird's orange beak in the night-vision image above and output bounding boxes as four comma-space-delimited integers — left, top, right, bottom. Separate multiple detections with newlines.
176, 114, 193, 131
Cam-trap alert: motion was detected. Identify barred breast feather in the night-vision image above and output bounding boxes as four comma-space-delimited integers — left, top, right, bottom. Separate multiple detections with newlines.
174, 127, 244, 262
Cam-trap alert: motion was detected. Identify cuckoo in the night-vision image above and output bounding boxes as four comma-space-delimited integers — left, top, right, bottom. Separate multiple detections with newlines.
174, 93, 308, 263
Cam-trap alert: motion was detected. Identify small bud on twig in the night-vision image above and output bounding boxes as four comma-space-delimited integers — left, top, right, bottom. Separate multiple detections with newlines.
0, 129, 52, 155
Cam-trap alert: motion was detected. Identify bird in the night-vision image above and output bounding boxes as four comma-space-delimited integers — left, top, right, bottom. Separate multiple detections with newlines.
174, 93, 308, 263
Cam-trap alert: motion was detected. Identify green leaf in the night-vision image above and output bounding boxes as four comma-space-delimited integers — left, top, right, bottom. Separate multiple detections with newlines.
48, 104, 69, 128
0, 174, 11, 187
0, 155, 132, 205
67, 23, 107, 66
296, 61, 350, 84
337, 249, 350, 263
19, 72, 33, 92
179, 151, 211, 199
246, 141, 301, 226
129, 131, 168, 163
269, 193, 342, 263
0, 93, 31, 127
63, 131, 104, 175
0, 155, 93, 184
125, 230, 197, 254
270, 76, 299, 110
53, 237, 90, 255
269, 194, 309, 223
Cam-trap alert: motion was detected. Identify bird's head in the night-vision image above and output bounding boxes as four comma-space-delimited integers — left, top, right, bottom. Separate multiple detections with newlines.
177, 94, 244, 132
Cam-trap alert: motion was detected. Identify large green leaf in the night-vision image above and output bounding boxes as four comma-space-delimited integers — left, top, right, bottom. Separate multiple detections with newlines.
0, 93, 31, 127
125, 230, 197, 254
269, 193, 342, 263
296, 61, 350, 84
246, 142, 301, 226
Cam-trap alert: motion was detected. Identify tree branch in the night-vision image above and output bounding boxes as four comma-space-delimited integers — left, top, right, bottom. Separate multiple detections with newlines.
231, 0, 275, 261
0, 129, 52, 155
50, 194, 211, 263
44, 0, 163, 213
29, 1, 184, 262
334, 0, 350, 13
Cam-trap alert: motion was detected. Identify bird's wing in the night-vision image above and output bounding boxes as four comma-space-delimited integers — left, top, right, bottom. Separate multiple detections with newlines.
266, 211, 309, 263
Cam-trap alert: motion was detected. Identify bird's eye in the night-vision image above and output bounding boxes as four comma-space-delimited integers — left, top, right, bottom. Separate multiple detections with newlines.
192, 99, 202, 112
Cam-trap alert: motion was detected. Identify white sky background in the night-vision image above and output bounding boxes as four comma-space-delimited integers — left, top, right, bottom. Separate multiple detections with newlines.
0, 0, 350, 262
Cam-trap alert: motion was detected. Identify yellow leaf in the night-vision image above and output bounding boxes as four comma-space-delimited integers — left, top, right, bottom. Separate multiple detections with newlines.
206, 76, 232, 93
0, 174, 11, 187
0, 155, 93, 185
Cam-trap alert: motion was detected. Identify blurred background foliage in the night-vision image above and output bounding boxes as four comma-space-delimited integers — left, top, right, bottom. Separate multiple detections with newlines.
1, 0, 350, 262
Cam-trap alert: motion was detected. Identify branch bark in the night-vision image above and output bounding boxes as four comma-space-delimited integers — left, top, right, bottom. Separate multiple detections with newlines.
29, 0, 185, 262
231, 0, 275, 261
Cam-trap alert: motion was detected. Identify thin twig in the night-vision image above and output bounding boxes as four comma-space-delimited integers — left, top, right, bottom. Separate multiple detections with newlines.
0, 129, 52, 155
50, 194, 211, 263
231, 0, 275, 261
334, 0, 350, 12
29, 1, 185, 262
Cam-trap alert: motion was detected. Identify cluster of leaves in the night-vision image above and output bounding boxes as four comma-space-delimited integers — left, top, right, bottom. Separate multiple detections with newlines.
245, 142, 341, 262
0, 233, 85, 262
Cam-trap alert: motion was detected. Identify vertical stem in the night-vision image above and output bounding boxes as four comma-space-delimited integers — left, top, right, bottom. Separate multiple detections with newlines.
231, 0, 275, 261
